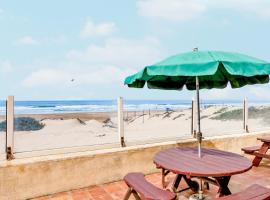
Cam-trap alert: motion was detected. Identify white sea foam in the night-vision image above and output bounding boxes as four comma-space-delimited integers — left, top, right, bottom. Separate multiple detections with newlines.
0, 100, 269, 115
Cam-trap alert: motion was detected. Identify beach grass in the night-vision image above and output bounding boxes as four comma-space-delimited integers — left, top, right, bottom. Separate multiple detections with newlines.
211, 108, 243, 121
211, 106, 270, 125
0, 117, 44, 132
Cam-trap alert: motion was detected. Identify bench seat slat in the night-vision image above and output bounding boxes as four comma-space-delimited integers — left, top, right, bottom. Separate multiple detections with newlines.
213, 184, 270, 200
124, 172, 176, 200
258, 137, 270, 143
241, 146, 261, 153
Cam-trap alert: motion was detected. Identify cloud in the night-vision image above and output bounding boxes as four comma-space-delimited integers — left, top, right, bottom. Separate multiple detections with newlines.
67, 37, 162, 68
247, 85, 270, 100
0, 60, 13, 74
202, 87, 240, 100
80, 20, 116, 38
200, 84, 270, 101
22, 65, 129, 88
15, 35, 69, 46
22, 37, 164, 88
137, 0, 270, 22
16, 36, 39, 45
22, 68, 69, 87
136, 0, 206, 21
209, 0, 270, 20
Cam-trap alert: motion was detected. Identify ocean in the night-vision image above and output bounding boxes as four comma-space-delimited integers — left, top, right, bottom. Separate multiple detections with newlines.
0, 99, 247, 115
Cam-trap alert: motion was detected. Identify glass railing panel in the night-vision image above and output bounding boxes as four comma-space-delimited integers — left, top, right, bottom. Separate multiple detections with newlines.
124, 100, 192, 145
247, 103, 270, 132
13, 100, 119, 153
200, 103, 244, 137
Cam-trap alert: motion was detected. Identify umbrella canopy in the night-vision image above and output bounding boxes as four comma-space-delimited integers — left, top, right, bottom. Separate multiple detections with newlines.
125, 51, 270, 90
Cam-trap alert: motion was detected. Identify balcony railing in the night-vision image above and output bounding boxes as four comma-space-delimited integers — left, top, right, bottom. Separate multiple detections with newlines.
0, 96, 269, 160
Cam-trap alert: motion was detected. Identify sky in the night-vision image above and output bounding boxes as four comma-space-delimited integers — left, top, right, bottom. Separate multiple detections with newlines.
1, 0, 270, 101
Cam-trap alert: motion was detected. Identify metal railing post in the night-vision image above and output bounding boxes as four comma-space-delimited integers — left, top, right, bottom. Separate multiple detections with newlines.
118, 97, 125, 147
243, 97, 249, 133
6, 95, 14, 160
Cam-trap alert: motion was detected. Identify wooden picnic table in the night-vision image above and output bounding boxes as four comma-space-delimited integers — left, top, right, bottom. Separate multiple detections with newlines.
154, 147, 252, 197
242, 136, 270, 166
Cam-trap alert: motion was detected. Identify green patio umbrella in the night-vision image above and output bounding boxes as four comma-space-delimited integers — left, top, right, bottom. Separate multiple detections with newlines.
124, 50, 270, 158
124, 50, 270, 200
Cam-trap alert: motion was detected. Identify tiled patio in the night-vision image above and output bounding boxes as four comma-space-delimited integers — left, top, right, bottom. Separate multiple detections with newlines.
32, 159, 270, 200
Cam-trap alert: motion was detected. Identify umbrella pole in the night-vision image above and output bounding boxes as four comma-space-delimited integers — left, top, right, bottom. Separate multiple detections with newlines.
196, 76, 204, 200
196, 76, 202, 158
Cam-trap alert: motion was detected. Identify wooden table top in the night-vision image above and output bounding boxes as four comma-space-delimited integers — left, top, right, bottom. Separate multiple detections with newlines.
154, 147, 252, 177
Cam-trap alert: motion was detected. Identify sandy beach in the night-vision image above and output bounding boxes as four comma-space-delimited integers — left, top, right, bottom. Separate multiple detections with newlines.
1, 105, 270, 153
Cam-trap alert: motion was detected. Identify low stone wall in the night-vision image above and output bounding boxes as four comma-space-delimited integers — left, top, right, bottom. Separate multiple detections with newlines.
0, 131, 269, 200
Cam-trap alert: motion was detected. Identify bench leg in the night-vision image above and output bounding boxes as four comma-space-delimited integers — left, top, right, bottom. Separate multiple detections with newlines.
123, 188, 141, 200
215, 176, 231, 197
123, 188, 132, 200
253, 142, 269, 167
131, 190, 141, 200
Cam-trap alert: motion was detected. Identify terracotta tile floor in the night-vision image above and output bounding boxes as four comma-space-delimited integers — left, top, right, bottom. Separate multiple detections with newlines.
32, 160, 270, 200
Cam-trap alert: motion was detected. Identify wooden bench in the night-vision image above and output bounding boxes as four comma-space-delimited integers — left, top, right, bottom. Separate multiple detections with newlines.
124, 173, 270, 200
242, 137, 270, 166
213, 184, 270, 200
258, 137, 270, 143
123, 172, 176, 200
242, 145, 261, 154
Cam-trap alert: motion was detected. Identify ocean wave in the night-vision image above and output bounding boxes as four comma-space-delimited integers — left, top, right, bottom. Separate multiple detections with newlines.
0, 102, 189, 115
35, 105, 56, 108
1, 100, 267, 115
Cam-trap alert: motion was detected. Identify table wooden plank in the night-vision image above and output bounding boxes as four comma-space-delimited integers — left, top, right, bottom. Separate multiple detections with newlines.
158, 148, 249, 172
157, 150, 228, 172
154, 147, 252, 177
157, 150, 228, 175
170, 148, 249, 169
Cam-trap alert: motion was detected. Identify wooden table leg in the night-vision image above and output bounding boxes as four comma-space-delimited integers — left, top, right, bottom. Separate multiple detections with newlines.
161, 168, 171, 188
172, 174, 182, 192
171, 175, 199, 193
253, 142, 269, 167
183, 176, 199, 192
215, 176, 231, 197
162, 168, 166, 188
